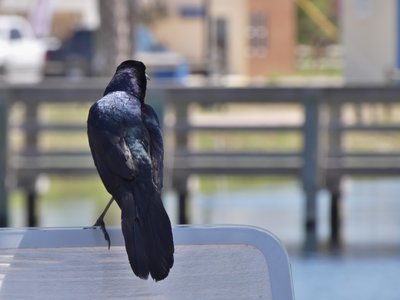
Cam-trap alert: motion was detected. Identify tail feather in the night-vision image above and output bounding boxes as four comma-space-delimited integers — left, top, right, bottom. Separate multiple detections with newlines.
121, 218, 149, 280
121, 189, 174, 281
145, 198, 174, 281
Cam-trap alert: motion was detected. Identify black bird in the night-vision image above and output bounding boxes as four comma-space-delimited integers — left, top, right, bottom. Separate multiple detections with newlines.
87, 60, 174, 281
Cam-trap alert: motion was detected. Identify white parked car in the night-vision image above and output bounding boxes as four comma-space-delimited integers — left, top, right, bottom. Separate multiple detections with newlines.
0, 16, 46, 83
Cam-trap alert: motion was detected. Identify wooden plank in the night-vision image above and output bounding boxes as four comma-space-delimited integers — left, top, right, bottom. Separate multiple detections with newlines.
169, 95, 190, 224
171, 156, 301, 173
324, 155, 400, 176
17, 150, 91, 157
173, 123, 302, 132
334, 124, 400, 131
325, 86, 400, 103
166, 86, 400, 105
15, 168, 96, 176
326, 100, 343, 248
0, 92, 8, 226
174, 151, 301, 158
330, 152, 400, 158
13, 159, 95, 171
301, 90, 320, 251
166, 86, 305, 104
171, 165, 300, 176
23, 102, 40, 226
12, 123, 87, 132
326, 166, 400, 176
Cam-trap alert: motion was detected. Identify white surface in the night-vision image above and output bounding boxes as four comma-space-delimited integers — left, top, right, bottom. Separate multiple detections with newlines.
0, 226, 293, 300
0, 245, 271, 300
342, 0, 396, 83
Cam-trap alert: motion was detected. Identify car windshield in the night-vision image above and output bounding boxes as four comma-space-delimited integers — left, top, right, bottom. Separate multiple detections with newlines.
9, 28, 22, 40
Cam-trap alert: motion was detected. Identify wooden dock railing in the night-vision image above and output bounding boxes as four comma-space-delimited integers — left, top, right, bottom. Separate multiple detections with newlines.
1, 81, 400, 251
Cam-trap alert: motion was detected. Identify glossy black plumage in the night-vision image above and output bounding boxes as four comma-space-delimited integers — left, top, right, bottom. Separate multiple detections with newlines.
87, 60, 174, 281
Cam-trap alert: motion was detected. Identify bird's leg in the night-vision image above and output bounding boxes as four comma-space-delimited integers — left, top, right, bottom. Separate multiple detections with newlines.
94, 197, 114, 249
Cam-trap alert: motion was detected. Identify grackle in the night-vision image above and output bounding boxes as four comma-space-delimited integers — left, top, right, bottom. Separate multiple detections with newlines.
87, 60, 174, 281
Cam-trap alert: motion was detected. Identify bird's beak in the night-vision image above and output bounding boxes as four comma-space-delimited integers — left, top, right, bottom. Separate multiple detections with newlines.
145, 73, 150, 81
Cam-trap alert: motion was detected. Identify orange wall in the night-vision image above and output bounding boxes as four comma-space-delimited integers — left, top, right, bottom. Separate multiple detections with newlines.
248, 0, 296, 76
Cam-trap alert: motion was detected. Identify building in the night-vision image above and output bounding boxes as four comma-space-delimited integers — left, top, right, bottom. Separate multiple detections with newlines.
150, 0, 296, 77
342, 0, 397, 84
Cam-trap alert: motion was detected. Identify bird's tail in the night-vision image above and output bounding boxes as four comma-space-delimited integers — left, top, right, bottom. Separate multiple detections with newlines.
121, 191, 174, 281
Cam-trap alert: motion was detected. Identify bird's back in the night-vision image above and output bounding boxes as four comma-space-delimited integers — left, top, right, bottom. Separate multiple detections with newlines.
87, 91, 150, 198
88, 91, 142, 130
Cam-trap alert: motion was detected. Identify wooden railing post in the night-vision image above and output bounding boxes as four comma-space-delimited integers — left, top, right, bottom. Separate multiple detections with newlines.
169, 92, 190, 224
0, 91, 8, 227
302, 89, 321, 252
24, 101, 39, 227
326, 98, 343, 249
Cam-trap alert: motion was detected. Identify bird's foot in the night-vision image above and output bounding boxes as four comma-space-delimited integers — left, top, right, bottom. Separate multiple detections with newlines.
93, 218, 111, 250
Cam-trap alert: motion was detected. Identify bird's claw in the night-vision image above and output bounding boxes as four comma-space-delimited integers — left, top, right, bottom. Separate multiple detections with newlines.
94, 219, 111, 249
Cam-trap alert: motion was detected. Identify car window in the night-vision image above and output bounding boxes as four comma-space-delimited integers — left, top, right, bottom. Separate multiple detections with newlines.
9, 28, 22, 40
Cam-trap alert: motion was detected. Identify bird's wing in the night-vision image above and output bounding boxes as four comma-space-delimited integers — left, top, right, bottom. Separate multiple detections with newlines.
142, 104, 164, 191
88, 125, 137, 181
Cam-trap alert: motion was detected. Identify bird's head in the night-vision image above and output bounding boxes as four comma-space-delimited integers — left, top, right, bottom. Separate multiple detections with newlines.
104, 60, 150, 102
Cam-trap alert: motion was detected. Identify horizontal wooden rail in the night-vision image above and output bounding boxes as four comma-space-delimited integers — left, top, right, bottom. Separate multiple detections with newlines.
334, 124, 400, 131
174, 151, 301, 157
172, 123, 302, 132
13, 123, 87, 132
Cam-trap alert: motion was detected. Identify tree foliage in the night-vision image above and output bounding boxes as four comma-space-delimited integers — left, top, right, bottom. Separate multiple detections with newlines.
297, 0, 338, 45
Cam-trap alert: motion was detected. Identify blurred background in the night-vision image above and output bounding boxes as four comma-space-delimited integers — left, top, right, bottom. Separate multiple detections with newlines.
1, 0, 400, 299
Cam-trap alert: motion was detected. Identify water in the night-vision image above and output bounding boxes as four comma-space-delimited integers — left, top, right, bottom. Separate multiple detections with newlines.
187, 177, 400, 248
292, 255, 400, 300
188, 177, 400, 300
10, 176, 400, 300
